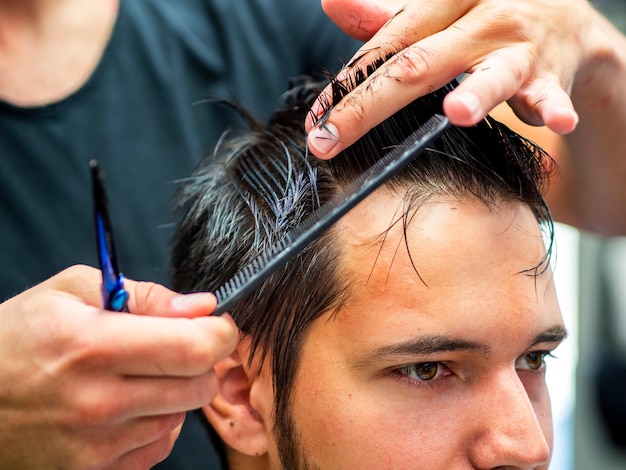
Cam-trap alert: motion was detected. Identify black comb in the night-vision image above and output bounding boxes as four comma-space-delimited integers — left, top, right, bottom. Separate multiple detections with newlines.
212, 114, 449, 315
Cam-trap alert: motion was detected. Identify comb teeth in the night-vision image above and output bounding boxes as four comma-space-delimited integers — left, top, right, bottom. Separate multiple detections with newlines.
215, 233, 293, 306
212, 114, 449, 316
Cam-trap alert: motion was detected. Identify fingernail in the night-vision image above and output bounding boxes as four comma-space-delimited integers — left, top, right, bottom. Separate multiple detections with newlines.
456, 92, 481, 120
308, 122, 341, 158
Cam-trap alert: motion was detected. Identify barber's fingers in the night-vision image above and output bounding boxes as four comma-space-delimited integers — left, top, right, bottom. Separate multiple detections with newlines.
42, 266, 238, 376
306, 38, 577, 159
51, 264, 219, 318
28, 265, 237, 385
27, 265, 237, 401
111, 430, 180, 470
505, 83, 578, 135
0, 266, 234, 469
306, 0, 474, 158
65, 312, 237, 377
61, 371, 219, 423
126, 279, 218, 318
68, 414, 184, 469
307, 0, 584, 159
306, 25, 484, 159
443, 50, 579, 133
111, 433, 179, 470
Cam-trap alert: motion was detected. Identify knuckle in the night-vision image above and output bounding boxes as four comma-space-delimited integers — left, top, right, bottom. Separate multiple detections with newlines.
142, 434, 178, 469
154, 437, 177, 467
386, 47, 433, 84
477, 2, 528, 38
492, 51, 529, 85
160, 412, 186, 435
197, 371, 220, 403
162, 326, 206, 373
133, 280, 158, 307
179, 371, 219, 408
114, 434, 178, 470
507, 92, 545, 126
337, 92, 367, 128
69, 446, 116, 470
195, 318, 237, 363
63, 328, 107, 369
183, 332, 215, 371
132, 280, 173, 313
64, 263, 93, 277
53, 265, 101, 290
72, 393, 118, 427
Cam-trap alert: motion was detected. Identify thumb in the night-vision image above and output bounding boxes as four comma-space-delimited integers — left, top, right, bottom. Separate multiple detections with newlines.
47, 264, 218, 318
125, 280, 218, 318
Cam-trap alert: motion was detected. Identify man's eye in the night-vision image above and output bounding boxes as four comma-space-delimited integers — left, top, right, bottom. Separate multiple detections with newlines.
398, 362, 442, 381
517, 351, 552, 371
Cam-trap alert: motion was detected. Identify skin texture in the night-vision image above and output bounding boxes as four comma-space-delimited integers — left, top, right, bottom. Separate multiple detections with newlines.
307, 0, 626, 235
0, 0, 119, 106
208, 193, 566, 469
0, 265, 238, 469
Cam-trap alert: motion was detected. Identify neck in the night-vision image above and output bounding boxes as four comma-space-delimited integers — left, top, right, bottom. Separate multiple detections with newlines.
0, 0, 120, 106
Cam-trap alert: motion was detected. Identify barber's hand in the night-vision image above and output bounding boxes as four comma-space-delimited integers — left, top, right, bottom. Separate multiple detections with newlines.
307, 0, 597, 159
0, 265, 237, 470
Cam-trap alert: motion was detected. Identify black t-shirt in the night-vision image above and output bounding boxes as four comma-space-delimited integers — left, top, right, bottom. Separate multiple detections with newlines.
0, 0, 360, 467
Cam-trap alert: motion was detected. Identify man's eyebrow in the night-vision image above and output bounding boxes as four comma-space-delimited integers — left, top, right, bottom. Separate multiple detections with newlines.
529, 324, 569, 347
356, 336, 491, 367
355, 325, 569, 368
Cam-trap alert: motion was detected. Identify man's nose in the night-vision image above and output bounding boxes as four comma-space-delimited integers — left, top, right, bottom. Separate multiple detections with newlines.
467, 370, 551, 469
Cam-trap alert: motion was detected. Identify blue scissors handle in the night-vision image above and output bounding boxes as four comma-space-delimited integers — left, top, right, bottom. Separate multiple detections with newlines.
90, 160, 129, 312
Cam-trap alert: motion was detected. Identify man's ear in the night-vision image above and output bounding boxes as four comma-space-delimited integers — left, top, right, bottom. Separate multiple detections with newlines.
203, 339, 270, 457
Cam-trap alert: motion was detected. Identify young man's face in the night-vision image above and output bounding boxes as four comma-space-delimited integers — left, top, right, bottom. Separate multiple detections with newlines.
242, 192, 566, 469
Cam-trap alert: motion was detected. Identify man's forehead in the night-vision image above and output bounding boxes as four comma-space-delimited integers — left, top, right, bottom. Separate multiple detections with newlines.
335, 192, 547, 277
323, 191, 560, 346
